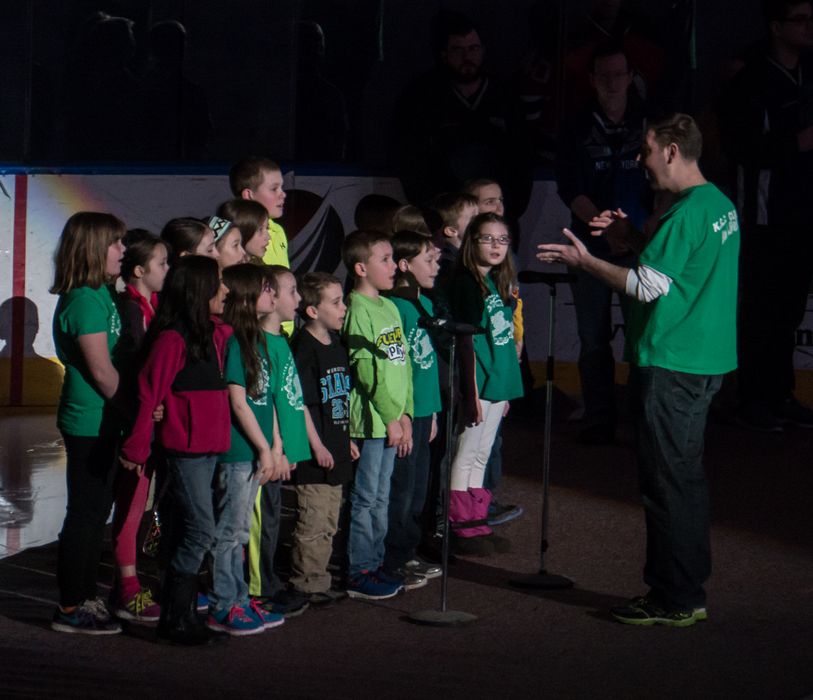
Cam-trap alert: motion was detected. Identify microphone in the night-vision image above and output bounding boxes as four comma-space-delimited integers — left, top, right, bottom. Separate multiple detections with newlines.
417, 316, 484, 335
518, 270, 577, 286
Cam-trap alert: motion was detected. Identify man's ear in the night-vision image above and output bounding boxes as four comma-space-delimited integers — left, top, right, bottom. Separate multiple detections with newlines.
354, 261, 366, 278
667, 143, 678, 164
241, 188, 254, 201
443, 226, 458, 239
305, 304, 319, 321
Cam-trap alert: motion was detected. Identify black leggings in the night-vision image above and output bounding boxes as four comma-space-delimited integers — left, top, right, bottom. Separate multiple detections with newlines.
57, 433, 118, 607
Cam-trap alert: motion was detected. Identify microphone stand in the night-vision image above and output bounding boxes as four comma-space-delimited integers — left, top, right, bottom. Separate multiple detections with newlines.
510, 271, 575, 590
409, 318, 483, 626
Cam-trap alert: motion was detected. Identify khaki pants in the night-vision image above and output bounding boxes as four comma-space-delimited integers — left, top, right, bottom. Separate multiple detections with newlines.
290, 484, 343, 593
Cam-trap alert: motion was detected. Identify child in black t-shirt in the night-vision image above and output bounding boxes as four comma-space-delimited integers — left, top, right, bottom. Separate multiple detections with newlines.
289, 272, 358, 604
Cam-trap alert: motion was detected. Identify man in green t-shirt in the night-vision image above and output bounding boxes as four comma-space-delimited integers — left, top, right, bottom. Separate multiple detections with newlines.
537, 113, 739, 628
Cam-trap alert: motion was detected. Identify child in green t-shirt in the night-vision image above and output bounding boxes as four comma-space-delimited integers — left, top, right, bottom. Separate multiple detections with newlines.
384, 231, 443, 586
50, 212, 127, 636
448, 213, 524, 557
341, 230, 413, 601
246, 265, 311, 618
211, 263, 287, 636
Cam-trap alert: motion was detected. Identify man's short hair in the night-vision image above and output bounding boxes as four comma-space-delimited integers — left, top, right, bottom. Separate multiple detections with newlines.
647, 113, 703, 162
229, 156, 281, 195
431, 192, 479, 228
462, 178, 499, 195
341, 230, 391, 278
589, 39, 631, 74
763, 0, 812, 23
298, 270, 342, 314
431, 10, 479, 56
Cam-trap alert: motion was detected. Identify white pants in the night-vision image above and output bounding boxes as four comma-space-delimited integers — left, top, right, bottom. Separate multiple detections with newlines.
450, 399, 506, 492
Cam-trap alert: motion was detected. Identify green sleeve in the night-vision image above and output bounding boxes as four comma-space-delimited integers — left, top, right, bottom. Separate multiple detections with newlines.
224, 336, 247, 387
61, 288, 109, 337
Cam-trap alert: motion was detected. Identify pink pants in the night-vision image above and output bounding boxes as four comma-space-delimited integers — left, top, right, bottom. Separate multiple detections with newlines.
111, 460, 155, 569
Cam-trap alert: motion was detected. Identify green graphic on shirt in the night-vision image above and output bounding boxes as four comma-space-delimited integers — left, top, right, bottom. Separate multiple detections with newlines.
284, 359, 305, 411
409, 328, 435, 370
251, 359, 269, 407
485, 294, 513, 346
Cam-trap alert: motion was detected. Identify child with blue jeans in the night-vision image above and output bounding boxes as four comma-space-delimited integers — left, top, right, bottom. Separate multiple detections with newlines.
120, 256, 232, 645
209, 263, 287, 636
341, 230, 413, 600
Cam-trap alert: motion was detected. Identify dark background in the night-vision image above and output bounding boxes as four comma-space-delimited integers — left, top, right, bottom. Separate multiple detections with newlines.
0, 0, 766, 169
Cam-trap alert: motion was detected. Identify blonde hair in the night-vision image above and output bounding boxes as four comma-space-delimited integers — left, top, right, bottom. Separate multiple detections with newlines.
51, 212, 126, 294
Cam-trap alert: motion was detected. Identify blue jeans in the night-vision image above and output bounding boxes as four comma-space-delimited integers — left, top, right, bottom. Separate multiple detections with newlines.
166, 454, 218, 577
630, 366, 722, 611
384, 416, 432, 570
210, 461, 260, 614
348, 438, 396, 576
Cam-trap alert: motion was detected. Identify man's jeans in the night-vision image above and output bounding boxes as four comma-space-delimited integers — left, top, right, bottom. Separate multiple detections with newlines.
630, 366, 722, 611
348, 438, 396, 576
166, 454, 218, 578
210, 461, 260, 614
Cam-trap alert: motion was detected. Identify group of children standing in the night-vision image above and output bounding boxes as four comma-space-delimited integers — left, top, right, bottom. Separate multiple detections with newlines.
49, 158, 524, 644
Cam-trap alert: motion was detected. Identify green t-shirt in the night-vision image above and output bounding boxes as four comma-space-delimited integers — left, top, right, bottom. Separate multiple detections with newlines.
221, 334, 277, 463
343, 291, 414, 438
53, 285, 122, 436
451, 271, 523, 402
629, 183, 739, 374
265, 332, 311, 463
390, 295, 442, 418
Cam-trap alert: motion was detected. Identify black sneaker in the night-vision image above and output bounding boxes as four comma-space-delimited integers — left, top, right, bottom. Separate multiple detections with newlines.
776, 397, 813, 428
610, 596, 700, 628
52, 606, 122, 635
487, 501, 524, 527
259, 589, 310, 618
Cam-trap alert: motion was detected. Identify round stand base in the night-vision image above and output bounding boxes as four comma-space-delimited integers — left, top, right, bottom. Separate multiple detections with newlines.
407, 609, 478, 627
510, 570, 574, 590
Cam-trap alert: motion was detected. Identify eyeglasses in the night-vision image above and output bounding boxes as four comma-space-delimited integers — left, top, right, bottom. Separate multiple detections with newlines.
477, 235, 511, 246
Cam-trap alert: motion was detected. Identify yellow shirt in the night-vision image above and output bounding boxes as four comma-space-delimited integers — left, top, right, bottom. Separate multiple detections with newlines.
262, 219, 294, 337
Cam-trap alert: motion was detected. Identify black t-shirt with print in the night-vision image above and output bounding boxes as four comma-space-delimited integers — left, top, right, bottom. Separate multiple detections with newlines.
290, 329, 353, 485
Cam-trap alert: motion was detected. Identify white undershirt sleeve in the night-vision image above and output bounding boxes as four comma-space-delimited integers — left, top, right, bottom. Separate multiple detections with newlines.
625, 265, 672, 302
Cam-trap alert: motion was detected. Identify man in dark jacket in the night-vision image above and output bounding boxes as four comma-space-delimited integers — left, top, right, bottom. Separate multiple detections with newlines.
723, 0, 813, 431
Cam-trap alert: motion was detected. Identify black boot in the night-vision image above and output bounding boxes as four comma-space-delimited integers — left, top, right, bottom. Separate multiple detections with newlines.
156, 571, 212, 646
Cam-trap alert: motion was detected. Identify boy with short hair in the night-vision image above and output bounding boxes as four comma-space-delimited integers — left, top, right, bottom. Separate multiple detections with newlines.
430, 192, 479, 308
384, 231, 444, 585
230, 156, 293, 334
341, 230, 413, 600
289, 272, 356, 604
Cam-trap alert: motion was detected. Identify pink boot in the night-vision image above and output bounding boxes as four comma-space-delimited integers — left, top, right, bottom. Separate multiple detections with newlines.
450, 488, 492, 538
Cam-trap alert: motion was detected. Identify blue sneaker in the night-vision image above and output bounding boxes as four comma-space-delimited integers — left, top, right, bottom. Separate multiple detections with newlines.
206, 605, 264, 636
346, 571, 401, 601
196, 592, 209, 613
247, 599, 285, 630
51, 606, 122, 635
